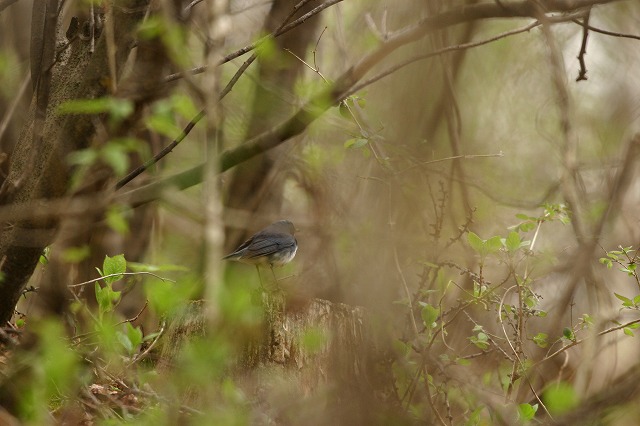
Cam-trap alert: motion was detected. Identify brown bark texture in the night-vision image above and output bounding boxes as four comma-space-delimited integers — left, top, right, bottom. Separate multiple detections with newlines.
158, 295, 398, 424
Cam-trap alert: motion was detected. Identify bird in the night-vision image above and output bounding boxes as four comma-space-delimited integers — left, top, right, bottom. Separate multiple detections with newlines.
222, 220, 298, 286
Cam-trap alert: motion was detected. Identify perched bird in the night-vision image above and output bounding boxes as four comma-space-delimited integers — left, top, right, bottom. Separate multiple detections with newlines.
222, 220, 298, 285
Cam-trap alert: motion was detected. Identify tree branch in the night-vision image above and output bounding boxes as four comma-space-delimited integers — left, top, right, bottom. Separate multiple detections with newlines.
118, 0, 622, 207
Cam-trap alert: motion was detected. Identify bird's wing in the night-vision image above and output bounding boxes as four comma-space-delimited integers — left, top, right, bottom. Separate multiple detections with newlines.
221, 236, 254, 259
243, 233, 295, 259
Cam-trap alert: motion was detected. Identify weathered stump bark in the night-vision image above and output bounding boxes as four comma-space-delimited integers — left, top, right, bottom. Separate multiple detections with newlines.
158, 294, 399, 425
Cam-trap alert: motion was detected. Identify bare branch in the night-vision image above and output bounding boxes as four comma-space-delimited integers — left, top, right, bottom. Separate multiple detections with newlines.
115, 0, 624, 207
164, 0, 339, 82
576, 9, 591, 81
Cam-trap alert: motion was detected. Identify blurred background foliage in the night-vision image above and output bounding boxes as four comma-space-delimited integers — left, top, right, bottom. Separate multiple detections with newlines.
0, 0, 639, 424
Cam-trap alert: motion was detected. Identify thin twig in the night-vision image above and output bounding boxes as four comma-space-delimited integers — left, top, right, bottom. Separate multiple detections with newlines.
115, 109, 206, 189
394, 247, 419, 338
68, 272, 175, 288
127, 319, 166, 366
575, 9, 591, 81
117, 0, 319, 189
533, 318, 640, 369
117, 300, 148, 325
397, 152, 504, 175
118, 0, 622, 207
164, 0, 341, 82
575, 21, 640, 41
345, 20, 541, 99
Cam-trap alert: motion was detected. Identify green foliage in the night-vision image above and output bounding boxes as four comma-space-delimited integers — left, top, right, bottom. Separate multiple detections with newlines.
17, 320, 82, 422
95, 281, 121, 318
467, 232, 502, 260
145, 276, 197, 317
543, 382, 578, 415
117, 322, 144, 355
106, 204, 131, 235
100, 254, 127, 285
419, 302, 439, 329
62, 245, 91, 263
469, 325, 489, 350
532, 332, 548, 348
512, 203, 570, 233
562, 327, 575, 341
344, 137, 368, 150
68, 137, 146, 180
255, 33, 278, 62
517, 403, 538, 421
600, 246, 638, 280
389, 202, 614, 422
13, 249, 194, 421
39, 246, 50, 265
57, 97, 133, 123
137, 16, 190, 67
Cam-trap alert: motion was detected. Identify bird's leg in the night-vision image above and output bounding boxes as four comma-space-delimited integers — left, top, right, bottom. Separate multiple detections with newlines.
255, 265, 265, 291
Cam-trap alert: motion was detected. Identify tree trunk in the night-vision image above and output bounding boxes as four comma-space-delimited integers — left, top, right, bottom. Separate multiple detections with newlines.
0, 0, 151, 324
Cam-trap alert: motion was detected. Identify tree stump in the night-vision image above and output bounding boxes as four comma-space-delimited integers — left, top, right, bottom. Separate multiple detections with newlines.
158, 293, 399, 424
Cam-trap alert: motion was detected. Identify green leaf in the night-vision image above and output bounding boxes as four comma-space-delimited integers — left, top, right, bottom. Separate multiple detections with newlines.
623, 327, 635, 337
145, 113, 182, 138
103, 254, 126, 284
466, 407, 484, 426
108, 99, 134, 121
137, 15, 164, 39
119, 322, 143, 354
344, 138, 368, 149
67, 148, 98, 167
106, 206, 130, 235
614, 292, 634, 307
421, 304, 440, 328
454, 357, 470, 366
468, 232, 502, 258
58, 97, 114, 115
598, 258, 613, 268
562, 327, 575, 341
519, 222, 536, 232
58, 97, 133, 121
467, 232, 484, 253
533, 332, 548, 348
39, 247, 50, 266
484, 236, 502, 254
117, 331, 133, 353
101, 143, 130, 177
518, 403, 538, 421
37, 321, 79, 402
543, 382, 578, 415
515, 213, 534, 221
339, 101, 350, 118
62, 245, 91, 263
504, 231, 521, 253
171, 93, 199, 120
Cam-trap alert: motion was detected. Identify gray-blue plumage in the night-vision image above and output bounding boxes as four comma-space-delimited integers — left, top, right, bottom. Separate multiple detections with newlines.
222, 220, 297, 267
